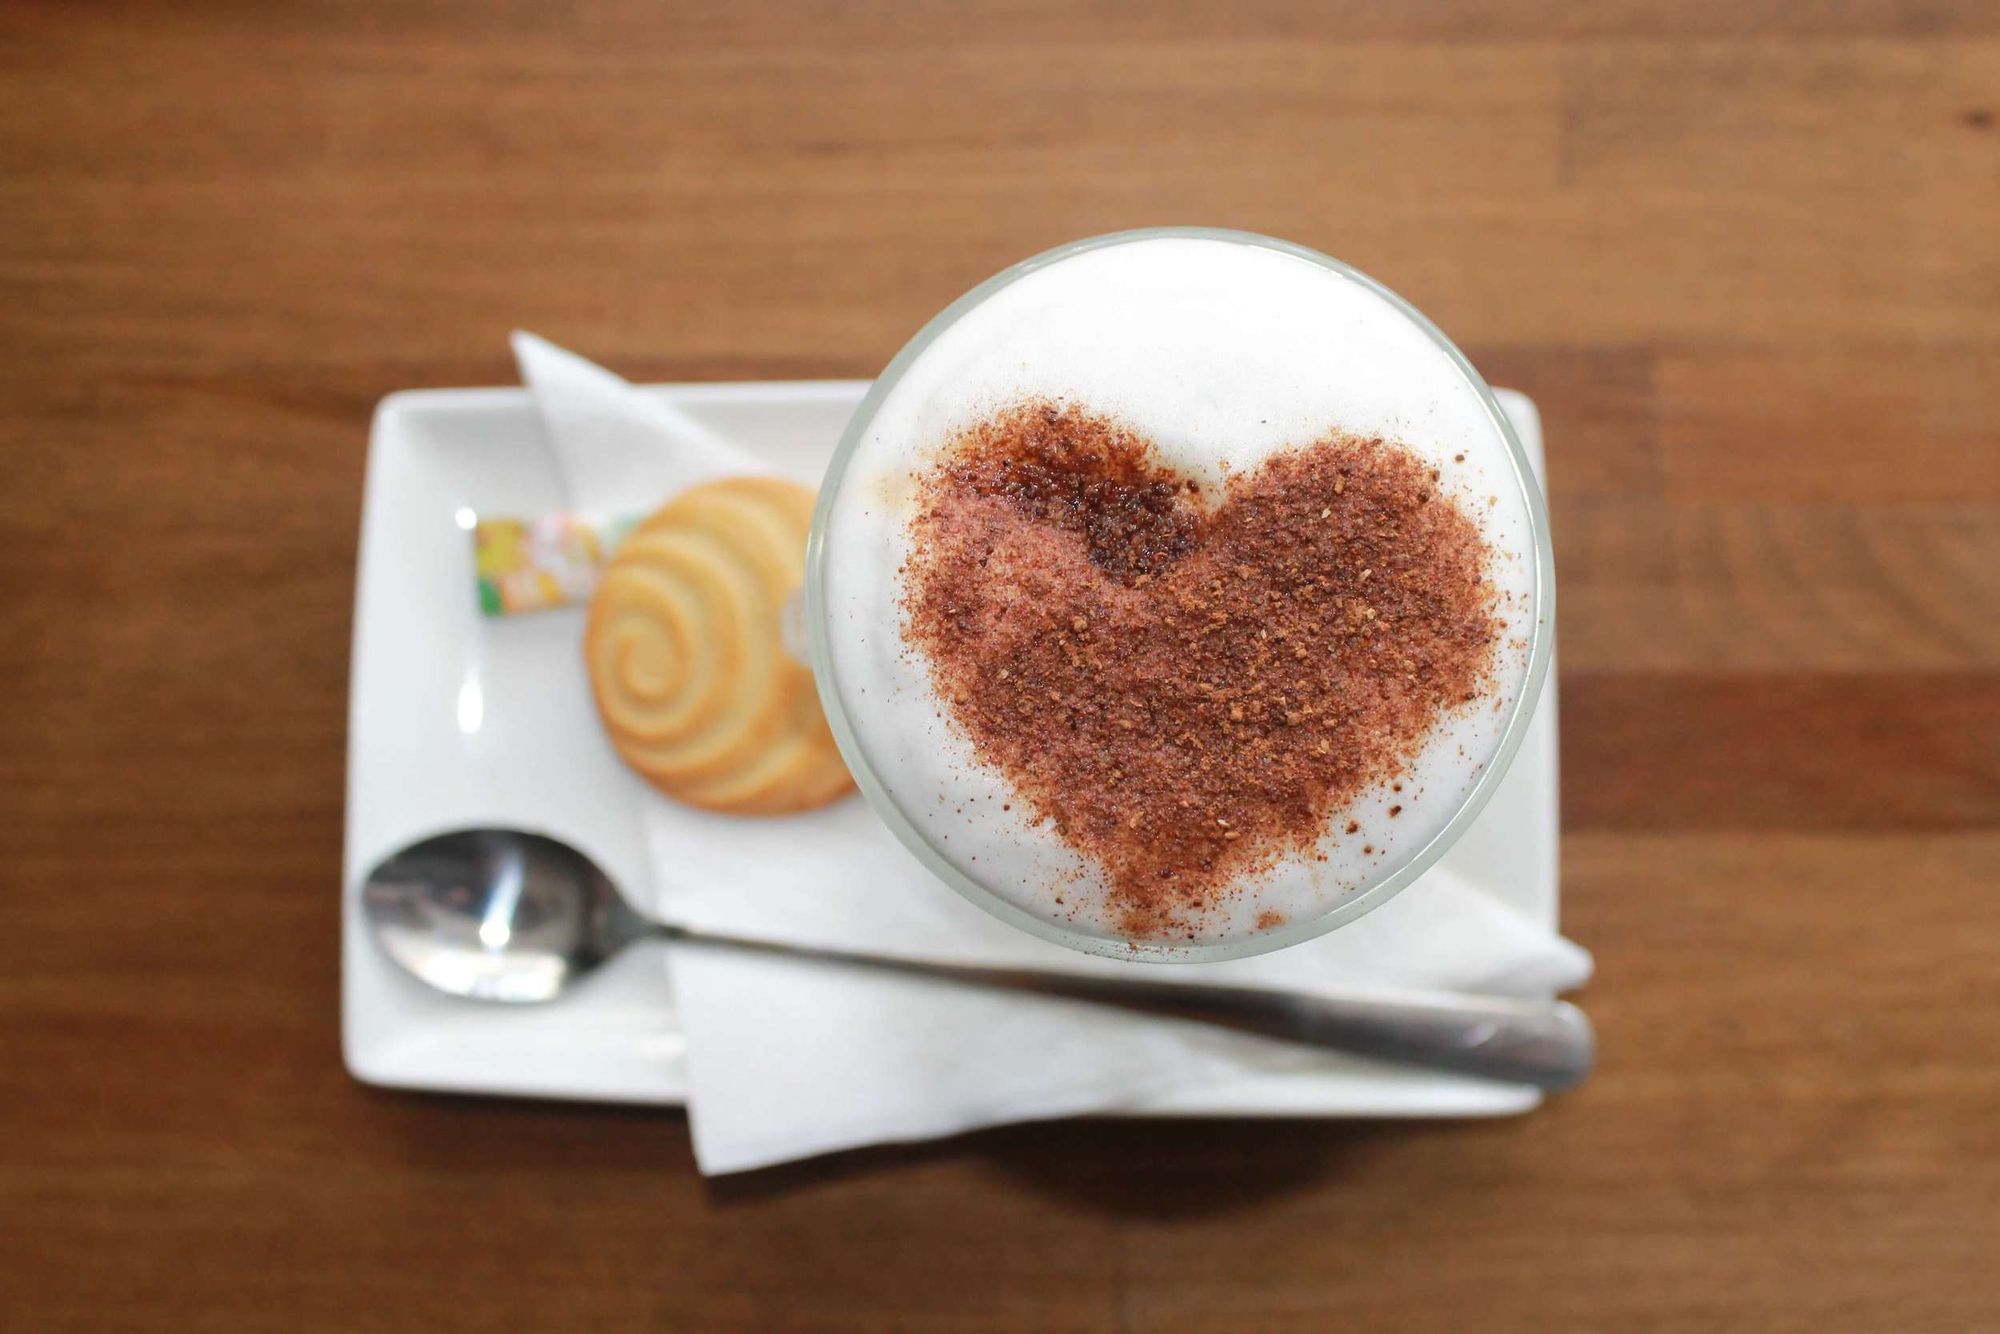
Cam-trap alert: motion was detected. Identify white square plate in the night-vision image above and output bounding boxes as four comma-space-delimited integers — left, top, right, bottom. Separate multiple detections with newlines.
344, 382, 1558, 1116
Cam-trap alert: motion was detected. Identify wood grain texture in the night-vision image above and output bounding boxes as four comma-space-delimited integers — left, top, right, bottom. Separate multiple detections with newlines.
2, 3, 1996, 1331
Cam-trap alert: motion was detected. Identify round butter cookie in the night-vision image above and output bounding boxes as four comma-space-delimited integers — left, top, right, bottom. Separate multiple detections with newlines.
584, 476, 853, 815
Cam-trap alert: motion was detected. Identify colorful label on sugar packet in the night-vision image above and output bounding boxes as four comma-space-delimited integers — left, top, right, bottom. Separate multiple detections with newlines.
473, 512, 637, 616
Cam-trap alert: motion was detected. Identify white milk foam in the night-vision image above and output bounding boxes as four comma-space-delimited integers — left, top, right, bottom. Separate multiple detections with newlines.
818, 235, 1541, 948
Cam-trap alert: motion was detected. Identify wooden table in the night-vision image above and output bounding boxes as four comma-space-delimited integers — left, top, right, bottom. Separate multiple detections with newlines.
4, 4, 1995, 1329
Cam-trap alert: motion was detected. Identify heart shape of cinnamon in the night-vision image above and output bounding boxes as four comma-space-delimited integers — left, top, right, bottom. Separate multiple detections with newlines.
903, 401, 1502, 939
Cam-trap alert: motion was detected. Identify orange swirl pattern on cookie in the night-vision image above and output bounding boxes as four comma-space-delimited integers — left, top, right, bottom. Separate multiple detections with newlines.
584, 477, 853, 815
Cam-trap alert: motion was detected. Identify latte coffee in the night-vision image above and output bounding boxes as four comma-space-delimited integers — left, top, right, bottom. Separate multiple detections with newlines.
809, 231, 1548, 958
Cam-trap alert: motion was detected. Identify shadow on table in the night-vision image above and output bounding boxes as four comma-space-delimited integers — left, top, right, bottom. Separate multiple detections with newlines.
707, 1116, 1466, 1219
360, 1085, 1491, 1220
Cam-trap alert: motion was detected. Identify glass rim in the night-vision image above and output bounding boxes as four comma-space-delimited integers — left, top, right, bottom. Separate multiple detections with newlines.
805, 226, 1555, 963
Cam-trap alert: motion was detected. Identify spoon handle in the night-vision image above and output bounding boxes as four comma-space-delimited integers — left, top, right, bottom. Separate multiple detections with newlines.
661, 927, 1593, 1091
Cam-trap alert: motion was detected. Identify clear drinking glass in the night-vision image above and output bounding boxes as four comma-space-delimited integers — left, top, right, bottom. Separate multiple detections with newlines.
805, 228, 1554, 962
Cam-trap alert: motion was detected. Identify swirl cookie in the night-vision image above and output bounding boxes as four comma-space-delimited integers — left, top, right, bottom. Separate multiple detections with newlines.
584, 477, 853, 815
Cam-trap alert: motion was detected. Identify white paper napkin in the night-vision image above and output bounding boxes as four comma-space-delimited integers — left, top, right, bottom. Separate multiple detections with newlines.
514, 333, 1594, 1176
513, 330, 767, 503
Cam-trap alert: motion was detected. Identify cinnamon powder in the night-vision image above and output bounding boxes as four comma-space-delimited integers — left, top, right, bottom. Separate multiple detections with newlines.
903, 401, 1501, 939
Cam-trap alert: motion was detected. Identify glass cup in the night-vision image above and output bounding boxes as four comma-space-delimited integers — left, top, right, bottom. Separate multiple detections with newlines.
805, 228, 1553, 962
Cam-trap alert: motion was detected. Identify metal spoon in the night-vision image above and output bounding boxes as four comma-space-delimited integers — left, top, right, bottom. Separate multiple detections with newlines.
360, 828, 1593, 1089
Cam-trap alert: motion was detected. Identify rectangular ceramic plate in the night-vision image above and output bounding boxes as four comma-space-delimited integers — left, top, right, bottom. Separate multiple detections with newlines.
344, 382, 1558, 1116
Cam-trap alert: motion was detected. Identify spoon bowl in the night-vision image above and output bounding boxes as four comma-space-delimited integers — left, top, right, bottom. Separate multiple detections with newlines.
361, 829, 648, 1003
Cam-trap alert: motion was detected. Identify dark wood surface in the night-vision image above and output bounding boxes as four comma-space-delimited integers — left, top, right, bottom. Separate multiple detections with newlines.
3, 4, 1996, 1330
